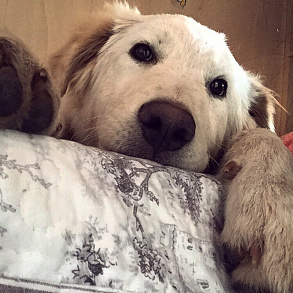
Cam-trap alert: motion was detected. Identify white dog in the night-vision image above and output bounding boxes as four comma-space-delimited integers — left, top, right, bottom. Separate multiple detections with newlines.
0, 2, 284, 292
47, 2, 276, 173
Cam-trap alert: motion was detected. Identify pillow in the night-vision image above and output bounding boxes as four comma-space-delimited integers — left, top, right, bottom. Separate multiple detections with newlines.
0, 130, 233, 293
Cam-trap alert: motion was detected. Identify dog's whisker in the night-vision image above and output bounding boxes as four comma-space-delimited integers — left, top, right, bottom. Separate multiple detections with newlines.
72, 115, 100, 131
216, 142, 228, 152
208, 153, 219, 167
81, 132, 99, 144
72, 127, 98, 145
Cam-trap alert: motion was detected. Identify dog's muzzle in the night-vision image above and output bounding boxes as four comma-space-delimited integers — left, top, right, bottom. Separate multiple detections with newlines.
138, 100, 196, 153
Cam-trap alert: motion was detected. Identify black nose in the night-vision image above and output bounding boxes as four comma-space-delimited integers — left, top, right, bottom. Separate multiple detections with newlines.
138, 100, 196, 152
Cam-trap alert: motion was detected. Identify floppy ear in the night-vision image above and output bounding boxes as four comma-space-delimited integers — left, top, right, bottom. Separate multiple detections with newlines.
49, 19, 114, 98
247, 73, 276, 131
48, 2, 140, 98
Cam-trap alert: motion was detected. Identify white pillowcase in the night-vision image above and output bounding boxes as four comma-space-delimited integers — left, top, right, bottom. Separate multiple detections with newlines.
0, 130, 232, 293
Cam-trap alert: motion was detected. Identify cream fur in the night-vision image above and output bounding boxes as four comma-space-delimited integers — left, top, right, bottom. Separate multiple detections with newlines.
49, 2, 276, 172
218, 128, 293, 293
1, 3, 287, 291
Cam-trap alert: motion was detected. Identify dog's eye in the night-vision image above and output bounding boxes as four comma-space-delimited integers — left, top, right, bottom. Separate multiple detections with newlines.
130, 43, 155, 63
209, 78, 228, 98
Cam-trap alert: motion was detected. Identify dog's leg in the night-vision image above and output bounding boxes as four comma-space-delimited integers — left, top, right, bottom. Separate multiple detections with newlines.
0, 37, 61, 135
218, 129, 293, 293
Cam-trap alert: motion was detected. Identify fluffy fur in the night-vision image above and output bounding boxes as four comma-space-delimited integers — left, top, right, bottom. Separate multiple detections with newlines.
0, 2, 289, 291
47, 2, 276, 172
0, 3, 277, 172
218, 128, 293, 293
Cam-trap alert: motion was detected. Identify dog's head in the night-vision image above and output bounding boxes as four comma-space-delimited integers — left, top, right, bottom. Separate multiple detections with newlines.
49, 2, 276, 172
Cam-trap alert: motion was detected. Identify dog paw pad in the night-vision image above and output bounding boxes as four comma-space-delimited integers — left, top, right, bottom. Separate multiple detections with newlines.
0, 65, 23, 116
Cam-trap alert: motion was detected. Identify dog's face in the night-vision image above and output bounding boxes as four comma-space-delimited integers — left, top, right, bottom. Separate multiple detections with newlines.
50, 3, 275, 172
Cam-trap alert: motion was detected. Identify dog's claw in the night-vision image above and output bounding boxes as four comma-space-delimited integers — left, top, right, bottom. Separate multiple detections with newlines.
39, 68, 48, 79
0, 65, 23, 116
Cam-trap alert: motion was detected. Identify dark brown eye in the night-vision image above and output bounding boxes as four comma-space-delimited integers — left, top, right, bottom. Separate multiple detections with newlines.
130, 43, 154, 63
209, 78, 228, 98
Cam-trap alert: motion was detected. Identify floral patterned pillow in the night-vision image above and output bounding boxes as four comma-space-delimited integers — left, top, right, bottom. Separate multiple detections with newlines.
0, 130, 233, 293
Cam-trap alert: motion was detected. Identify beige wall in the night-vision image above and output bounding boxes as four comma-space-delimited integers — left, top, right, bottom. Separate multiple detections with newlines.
0, 0, 292, 134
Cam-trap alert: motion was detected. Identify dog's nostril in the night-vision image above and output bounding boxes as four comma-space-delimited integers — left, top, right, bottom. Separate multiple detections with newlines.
141, 115, 162, 130
138, 100, 196, 152
174, 128, 193, 142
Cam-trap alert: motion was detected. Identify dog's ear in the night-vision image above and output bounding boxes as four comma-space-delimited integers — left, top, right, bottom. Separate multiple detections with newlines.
49, 20, 114, 98
247, 73, 276, 131
103, 1, 141, 18
49, 2, 140, 98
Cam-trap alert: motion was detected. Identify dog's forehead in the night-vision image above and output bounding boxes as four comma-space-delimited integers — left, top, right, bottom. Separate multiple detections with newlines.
116, 14, 229, 54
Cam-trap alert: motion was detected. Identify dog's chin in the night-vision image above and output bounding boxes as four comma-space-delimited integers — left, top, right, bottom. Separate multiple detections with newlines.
104, 142, 208, 172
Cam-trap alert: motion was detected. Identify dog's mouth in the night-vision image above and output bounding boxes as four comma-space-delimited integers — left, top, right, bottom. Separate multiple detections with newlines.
100, 100, 203, 170
115, 144, 181, 167
108, 134, 202, 171
119, 99, 196, 168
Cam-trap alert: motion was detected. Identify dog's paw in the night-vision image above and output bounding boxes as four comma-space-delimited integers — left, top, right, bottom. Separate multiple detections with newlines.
21, 68, 56, 133
219, 159, 263, 252
0, 36, 61, 135
0, 60, 23, 117
218, 129, 293, 293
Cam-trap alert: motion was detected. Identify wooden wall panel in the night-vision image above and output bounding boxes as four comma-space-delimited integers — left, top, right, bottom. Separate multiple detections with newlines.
0, 0, 292, 134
